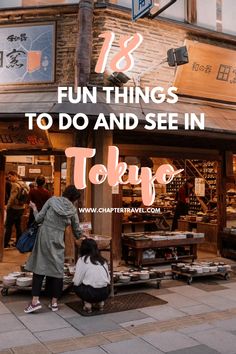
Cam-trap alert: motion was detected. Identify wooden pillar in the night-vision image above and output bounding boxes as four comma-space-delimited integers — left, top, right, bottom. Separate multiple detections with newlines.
54, 156, 62, 196
186, 0, 197, 24
75, 0, 94, 87
92, 130, 113, 237
112, 186, 123, 261
217, 155, 226, 254
0, 155, 6, 262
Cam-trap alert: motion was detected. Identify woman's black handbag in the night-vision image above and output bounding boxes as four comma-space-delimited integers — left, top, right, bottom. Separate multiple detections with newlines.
16, 223, 39, 253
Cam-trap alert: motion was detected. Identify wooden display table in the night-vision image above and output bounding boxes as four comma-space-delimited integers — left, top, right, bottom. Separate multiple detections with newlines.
122, 236, 204, 267
178, 220, 218, 253
122, 220, 157, 233
221, 232, 236, 259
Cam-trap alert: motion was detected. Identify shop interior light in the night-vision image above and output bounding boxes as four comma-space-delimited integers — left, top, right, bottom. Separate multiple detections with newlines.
167, 46, 189, 67
107, 72, 131, 87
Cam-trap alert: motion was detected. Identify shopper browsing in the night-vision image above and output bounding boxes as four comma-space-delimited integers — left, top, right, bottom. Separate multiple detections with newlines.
27, 175, 51, 227
73, 238, 110, 313
4, 171, 29, 248
24, 185, 82, 314
171, 177, 194, 231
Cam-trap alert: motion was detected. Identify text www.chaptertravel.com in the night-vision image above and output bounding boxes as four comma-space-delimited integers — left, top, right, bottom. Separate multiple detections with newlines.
78, 208, 161, 213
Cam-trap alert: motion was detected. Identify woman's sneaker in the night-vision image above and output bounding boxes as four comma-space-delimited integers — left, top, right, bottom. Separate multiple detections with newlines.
98, 301, 104, 311
24, 302, 42, 313
48, 303, 59, 312
83, 302, 92, 313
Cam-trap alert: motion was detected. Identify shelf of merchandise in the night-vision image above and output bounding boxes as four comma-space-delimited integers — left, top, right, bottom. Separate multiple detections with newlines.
171, 269, 231, 285
114, 276, 163, 291
122, 236, 204, 267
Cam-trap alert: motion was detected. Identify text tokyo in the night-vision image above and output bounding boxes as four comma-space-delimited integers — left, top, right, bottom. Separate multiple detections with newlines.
65, 146, 183, 206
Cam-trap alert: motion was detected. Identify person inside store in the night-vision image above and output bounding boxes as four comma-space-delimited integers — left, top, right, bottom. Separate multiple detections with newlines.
171, 177, 194, 231
5, 176, 12, 205
73, 238, 110, 313
196, 193, 217, 213
4, 171, 29, 248
24, 185, 82, 314
27, 175, 51, 227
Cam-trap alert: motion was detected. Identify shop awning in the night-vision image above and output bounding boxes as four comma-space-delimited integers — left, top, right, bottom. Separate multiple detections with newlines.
0, 91, 236, 134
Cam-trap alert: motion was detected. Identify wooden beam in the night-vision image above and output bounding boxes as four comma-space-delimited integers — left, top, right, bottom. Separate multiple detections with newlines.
0, 155, 6, 262
186, 0, 197, 24
76, 0, 94, 87
103, 6, 236, 45
54, 155, 62, 196
117, 144, 221, 161
217, 154, 226, 254
112, 184, 123, 262
0, 4, 79, 19
92, 130, 113, 238
225, 151, 234, 177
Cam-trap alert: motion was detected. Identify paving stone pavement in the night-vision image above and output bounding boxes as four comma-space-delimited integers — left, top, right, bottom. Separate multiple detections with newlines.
1, 278, 236, 353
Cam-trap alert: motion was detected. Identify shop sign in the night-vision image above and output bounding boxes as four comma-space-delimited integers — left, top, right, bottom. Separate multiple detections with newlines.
0, 119, 52, 150
132, 0, 153, 21
29, 168, 41, 174
0, 23, 55, 85
174, 40, 236, 103
18, 166, 26, 177
195, 178, 205, 197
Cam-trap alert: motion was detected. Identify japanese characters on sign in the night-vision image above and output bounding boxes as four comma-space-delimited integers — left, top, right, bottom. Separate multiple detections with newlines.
0, 120, 52, 150
174, 40, 236, 103
132, 0, 153, 21
0, 23, 55, 85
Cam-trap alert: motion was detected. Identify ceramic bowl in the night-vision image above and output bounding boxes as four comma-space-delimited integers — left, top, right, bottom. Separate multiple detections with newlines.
139, 271, 150, 280
225, 265, 231, 271
119, 275, 131, 283
195, 267, 203, 274
209, 266, 218, 272
9, 272, 23, 278
3, 276, 16, 286
202, 266, 210, 273
16, 277, 32, 287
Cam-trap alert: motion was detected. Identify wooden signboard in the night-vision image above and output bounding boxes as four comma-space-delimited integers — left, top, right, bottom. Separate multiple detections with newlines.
174, 40, 236, 103
22, 0, 66, 5
0, 119, 52, 151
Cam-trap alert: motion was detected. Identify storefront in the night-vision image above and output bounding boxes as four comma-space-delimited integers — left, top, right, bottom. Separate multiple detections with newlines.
0, 1, 236, 266
0, 114, 76, 261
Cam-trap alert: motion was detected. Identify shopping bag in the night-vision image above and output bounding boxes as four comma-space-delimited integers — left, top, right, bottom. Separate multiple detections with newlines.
16, 223, 39, 253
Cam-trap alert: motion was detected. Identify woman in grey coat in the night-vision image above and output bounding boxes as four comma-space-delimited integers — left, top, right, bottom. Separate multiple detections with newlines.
24, 185, 82, 313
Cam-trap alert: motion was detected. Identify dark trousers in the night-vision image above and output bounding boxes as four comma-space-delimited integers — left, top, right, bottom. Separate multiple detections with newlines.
74, 284, 110, 303
27, 209, 35, 228
4, 208, 24, 247
32, 273, 63, 299
171, 201, 189, 231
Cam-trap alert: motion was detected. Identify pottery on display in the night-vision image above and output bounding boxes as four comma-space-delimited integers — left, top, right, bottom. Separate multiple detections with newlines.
16, 277, 32, 287
119, 275, 131, 283
3, 276, 16, 286
139, 271, 150, 280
